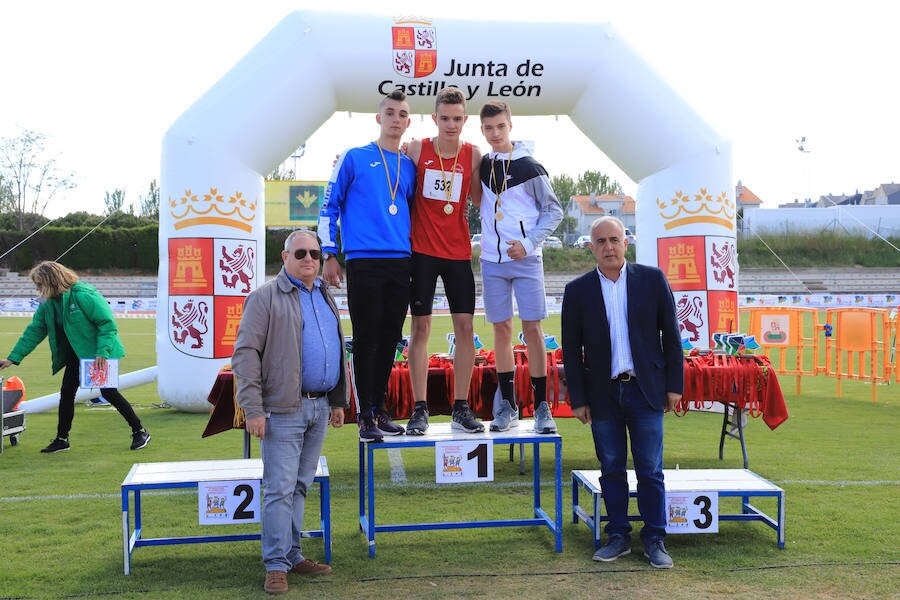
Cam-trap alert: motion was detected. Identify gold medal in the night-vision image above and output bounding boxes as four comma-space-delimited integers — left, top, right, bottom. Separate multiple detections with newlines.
495, 211, 504, 221
389, 204, 399, 215
436, 138, 460, 217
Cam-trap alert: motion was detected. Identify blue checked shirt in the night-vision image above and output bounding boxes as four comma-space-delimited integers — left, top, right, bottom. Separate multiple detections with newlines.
285, 272, 341, 394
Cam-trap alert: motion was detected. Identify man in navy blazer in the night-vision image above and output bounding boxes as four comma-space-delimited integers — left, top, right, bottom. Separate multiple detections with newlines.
561, 216, 683, 569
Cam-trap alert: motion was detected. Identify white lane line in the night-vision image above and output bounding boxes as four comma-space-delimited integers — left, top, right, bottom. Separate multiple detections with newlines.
387, 448, 407, 483
4, 479, 897, 503
777, 480, 900, 486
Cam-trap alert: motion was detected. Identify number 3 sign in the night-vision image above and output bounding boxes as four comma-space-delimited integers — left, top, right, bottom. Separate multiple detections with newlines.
198, 480, 262, 525
435, 441, 494, 484
665, 492, 719, 533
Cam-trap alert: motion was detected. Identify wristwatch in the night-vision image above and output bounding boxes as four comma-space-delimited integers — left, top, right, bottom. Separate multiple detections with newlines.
322, 252, 336, 261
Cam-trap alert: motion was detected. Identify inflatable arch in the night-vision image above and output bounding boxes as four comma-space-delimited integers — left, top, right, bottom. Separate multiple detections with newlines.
158, 11, 736, 411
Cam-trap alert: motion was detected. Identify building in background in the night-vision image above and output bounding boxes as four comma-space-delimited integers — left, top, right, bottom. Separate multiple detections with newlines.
566, 193, 636, 235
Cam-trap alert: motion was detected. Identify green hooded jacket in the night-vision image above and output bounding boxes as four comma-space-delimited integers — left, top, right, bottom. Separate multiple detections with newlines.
7, 281, 126, 374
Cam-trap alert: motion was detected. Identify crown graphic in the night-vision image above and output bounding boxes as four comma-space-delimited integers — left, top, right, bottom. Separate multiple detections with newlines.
169, 188, 256, 233
394, 16, 433, 26
656, 188, 734, 231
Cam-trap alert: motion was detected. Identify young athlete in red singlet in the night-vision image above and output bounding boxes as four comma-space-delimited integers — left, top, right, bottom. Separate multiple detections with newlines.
404, 87, 483, 434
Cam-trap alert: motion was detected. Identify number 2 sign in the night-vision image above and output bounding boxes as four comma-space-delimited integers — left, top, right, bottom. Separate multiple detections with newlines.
198, 480, 261, 525
435, 441, 494, 484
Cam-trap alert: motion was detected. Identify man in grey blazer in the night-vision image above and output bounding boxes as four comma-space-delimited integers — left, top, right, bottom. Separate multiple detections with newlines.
561, 216, 683, 569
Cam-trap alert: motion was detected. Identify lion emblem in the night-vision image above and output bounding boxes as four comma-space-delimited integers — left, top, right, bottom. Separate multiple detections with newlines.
676, 294, 704, 342
219, 245, 255, 294
710, 241, 736, 289
171, 299, 209, 349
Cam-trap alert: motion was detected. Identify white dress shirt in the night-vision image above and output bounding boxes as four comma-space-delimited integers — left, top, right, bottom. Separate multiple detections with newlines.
597, 263, 635, 379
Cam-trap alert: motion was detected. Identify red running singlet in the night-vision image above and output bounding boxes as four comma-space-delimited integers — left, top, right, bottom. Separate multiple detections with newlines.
410, 138, 473, 260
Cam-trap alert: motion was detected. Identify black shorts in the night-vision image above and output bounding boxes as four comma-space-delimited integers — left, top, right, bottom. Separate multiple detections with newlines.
409, 252, 475, 316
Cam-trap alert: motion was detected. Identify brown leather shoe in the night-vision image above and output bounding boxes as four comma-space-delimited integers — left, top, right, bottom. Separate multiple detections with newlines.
290, 558, 333, 575
264, 570, 288, 594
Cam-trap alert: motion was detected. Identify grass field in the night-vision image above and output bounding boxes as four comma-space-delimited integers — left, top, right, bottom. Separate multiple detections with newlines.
0, 316, 898, 599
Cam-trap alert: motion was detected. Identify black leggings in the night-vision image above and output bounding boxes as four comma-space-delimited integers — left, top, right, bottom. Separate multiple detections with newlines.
346, 258, 410, 417
57, 358, 142, 439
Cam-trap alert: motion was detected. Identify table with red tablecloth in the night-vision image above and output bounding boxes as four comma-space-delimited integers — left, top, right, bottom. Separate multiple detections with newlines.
678, 353, 789, 429
676, 353, 788, 467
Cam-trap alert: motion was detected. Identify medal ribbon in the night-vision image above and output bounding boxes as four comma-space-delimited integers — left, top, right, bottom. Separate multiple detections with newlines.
436, 137, 460, 205
376, 142, 401, 212
489, 145, 513, 216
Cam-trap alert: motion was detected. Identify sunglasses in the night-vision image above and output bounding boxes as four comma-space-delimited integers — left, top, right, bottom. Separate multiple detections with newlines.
292, 248, 322, 260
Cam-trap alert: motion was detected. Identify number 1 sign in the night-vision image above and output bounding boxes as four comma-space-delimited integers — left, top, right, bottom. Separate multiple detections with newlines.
435, 441, 494, 484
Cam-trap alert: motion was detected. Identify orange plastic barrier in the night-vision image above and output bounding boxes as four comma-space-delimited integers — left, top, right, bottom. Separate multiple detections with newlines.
742, 306, 819, 395
823, 308, 896, 402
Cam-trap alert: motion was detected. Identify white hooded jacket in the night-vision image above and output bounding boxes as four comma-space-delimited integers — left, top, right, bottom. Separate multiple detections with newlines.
478, 142, 563, 264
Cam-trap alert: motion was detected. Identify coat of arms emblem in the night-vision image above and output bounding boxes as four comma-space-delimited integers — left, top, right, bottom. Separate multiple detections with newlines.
392, 19, 436, 78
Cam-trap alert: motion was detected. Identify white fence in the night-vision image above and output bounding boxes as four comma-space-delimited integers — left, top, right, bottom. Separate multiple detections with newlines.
742, 205, 900, 238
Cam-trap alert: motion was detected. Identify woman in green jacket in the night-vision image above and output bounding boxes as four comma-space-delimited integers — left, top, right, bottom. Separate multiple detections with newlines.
0, 261, 150, 453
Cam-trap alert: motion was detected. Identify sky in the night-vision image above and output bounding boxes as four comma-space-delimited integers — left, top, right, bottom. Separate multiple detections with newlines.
1, 0, 898, 218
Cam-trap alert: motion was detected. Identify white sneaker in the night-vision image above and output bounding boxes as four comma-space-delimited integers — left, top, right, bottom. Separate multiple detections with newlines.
490, 402, 519, 432
533, 401, 557, 434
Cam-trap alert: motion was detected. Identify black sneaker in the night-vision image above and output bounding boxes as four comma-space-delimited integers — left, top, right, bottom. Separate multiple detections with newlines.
359, 417, 385, 443
41, 437, 70, 453
406, 404, 429, 435
374, 407, 405, 436
451, 403, 484, 433
131, 429, 151, 450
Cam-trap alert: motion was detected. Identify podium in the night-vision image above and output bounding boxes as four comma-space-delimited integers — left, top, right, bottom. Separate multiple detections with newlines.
358, 422, 563, 558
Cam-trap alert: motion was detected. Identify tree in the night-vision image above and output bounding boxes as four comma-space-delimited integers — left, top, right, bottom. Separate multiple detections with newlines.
551, 173, 576, 214
266, 163, 296, 181
0, 129, 76, 230
575, 170, 622, 197
466, 199, 480, 235
52, 211, 104, 228
140, 179, 160, 219
555, 215, 578, 235
104, 189, 126, 215
0, 211, 49, 231
0, 174, 14, 212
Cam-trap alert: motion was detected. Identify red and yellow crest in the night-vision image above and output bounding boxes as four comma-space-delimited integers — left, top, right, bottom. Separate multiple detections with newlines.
392, 18, 436, 78
167, 237, 256, 358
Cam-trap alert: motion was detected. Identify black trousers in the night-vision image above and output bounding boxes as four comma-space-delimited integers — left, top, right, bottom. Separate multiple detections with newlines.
57, 358, 142, 439
346, 257, 410, 418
